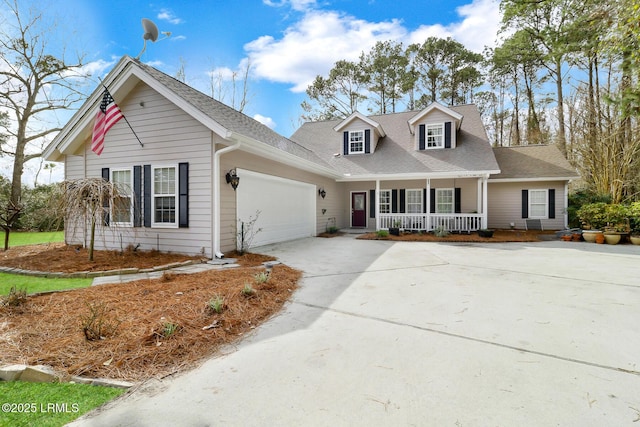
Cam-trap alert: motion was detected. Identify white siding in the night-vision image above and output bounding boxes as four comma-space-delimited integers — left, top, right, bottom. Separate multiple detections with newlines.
488, 181, 567, 230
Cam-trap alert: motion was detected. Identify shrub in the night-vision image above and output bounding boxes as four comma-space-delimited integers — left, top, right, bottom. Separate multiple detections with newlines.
434, 226, 450, 237
254, 271, 269, 284
376, 230, 389, 238
160, 321, 180, 338
81, 302, 120, 341
576, 202, 609, 230
1, 285, 27, 307
241, 283, 255, 297
207, 295, 225, 314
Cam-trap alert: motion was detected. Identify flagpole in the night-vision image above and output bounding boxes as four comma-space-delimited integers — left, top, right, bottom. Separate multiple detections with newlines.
98, 81, 144, 148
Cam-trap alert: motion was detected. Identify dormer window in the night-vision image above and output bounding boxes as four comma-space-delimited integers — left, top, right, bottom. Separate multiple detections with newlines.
349, 130, 364, 154
426, 124, 443, 148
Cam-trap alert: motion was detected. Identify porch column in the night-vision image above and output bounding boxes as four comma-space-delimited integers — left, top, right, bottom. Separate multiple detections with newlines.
375, 179, 380, 231
482, 175, 488, 229
426, 178, 431, 231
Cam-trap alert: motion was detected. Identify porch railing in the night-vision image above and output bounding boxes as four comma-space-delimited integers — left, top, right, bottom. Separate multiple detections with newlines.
379, 213, 483, 232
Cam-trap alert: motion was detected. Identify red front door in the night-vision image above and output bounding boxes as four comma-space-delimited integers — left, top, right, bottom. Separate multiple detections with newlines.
351, 192, 366, 227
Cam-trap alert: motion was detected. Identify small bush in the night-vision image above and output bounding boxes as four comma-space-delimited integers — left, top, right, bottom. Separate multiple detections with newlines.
81, 302, 120, 341
326, 226, 339, 234
254, 271, 269, 284
376, 230, 389, 238
1, 286, 27, 307
207, 295, 225, 314
160, 321, 180, 338
434, 226, 450, 237
241, 283, 255, 297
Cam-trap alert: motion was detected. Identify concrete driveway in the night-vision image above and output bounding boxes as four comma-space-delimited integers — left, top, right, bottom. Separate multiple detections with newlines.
70, 236, 640, 426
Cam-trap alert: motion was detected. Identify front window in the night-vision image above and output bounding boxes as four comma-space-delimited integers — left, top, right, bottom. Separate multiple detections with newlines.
349, 130, 364, 154
427, 124, 444, 148
529, 189, 547, 218
111, 169, 132, 226
436, 188, 454, 213
152, 166, 177, 227
407, 189, 422, 213
379, 190, 391, 214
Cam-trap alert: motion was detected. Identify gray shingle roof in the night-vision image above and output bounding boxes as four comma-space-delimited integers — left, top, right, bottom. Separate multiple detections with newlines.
491, 145, 579, 180
133, 58, 330, 168
290, 104, 500, 177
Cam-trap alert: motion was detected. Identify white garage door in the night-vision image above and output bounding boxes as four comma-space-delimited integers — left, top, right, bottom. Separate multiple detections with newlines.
236, 169, 316, 248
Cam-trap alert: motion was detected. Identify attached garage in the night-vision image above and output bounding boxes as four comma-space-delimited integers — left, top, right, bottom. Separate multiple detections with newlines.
236, 169, 316, 248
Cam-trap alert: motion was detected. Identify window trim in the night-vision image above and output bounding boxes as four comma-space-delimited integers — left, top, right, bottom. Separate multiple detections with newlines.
435, 188, 454, 214
110, 168, 133, 227
348, 130, 365, 154
406, 188, 423, 213
528, 189, 548, 219
425, 123, 444, 149
151, 164, 179, 229
379, 189, 391, 214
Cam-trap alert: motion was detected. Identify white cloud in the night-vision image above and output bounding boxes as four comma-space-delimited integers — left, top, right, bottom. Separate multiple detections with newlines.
245, 10, 406, 92
253, 114, 276, 129
244, 0, 500, 92
263, 0, 317, 12
410, 0, 501, 52
157, 9, 184, 25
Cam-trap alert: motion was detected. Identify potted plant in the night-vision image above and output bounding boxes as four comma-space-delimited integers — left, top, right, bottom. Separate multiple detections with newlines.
629, 202, 640, 245
389, 219, 401, 236
477, 228, 494, 238
577, 203, 607, 243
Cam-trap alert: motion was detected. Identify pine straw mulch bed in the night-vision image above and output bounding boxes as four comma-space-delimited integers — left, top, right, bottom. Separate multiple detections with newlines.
0, 246, 301, 382
357, 229, 555, 243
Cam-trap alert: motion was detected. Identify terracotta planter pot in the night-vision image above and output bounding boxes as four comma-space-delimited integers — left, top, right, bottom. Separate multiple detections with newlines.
595, 233, 605, 244
582, 230, 602, 243
603, 233, 621, 245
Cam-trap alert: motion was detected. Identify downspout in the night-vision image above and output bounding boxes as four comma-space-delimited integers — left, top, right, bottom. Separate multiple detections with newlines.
213, 140, 241, 258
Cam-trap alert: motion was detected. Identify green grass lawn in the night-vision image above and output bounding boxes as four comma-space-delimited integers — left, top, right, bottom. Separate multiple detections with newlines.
0, 381, 125, 427
6, 231, 64, 247
0, 273, 91, 296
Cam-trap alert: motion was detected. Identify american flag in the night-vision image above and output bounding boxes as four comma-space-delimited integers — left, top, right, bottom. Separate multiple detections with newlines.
91, 90, 124, 155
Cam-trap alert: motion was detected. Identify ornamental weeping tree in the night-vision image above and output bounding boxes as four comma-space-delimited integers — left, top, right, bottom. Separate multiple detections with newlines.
54, 178, 121, 261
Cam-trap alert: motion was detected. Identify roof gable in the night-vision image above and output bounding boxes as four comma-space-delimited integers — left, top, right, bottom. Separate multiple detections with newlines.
333, 111, 386, 137
407, 102, 463, 133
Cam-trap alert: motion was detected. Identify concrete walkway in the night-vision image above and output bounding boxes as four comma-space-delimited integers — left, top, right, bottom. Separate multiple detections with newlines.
69, 236, 640, 426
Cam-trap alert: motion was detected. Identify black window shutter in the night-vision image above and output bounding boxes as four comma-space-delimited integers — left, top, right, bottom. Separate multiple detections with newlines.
522, 190, 529, 219
369, 189, 375, 218
444, 122, 452, 148
399, 189, 406, 213
419, 124, 426, 150
179, 162, 189, 228
430, 188, 436, 213
548, 189, 556, 219
455, 188, 461, 213
365, 129, 371, 153
143, 165, 151, 227
343, 131, 349, 155
101, 168, 110, 226
392, 189, 398, 213
133, 166, 142, 227
423, 188, 427, 213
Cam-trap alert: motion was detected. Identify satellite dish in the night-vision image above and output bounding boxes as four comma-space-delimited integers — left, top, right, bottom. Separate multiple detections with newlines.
136, 18, 170, 59
141, 18, 159, 42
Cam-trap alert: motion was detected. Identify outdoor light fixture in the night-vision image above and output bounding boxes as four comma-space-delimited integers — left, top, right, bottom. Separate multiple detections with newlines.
318, 188, 326, 199
226, 169, 240, 190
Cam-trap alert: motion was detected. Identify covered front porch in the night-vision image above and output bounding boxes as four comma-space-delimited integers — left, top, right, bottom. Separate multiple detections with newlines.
348, 175, 489, 233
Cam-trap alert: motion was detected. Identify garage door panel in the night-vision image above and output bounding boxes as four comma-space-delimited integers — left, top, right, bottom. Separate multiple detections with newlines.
237, 169, 316, 248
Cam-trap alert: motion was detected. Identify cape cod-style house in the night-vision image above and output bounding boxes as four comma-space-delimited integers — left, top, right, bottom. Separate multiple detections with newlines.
43, 56, 578, 257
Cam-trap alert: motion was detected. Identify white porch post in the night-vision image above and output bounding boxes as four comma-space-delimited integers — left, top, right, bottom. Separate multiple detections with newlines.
477, 177, 482, 214
482, 175, 488, 229
564, 182, 569, 229
375, 179, 380, 231
426, 178, 431, 231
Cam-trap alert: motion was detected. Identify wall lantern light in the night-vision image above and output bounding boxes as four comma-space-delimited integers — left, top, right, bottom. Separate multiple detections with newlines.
318, 188, 326, 199
226, 169, 240, 190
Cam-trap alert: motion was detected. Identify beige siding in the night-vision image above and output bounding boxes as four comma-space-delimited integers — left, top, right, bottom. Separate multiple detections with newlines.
488, 181, 567, 230
66, 82, 215, 256
418, 110, 457, 148
219, 150, 341, 253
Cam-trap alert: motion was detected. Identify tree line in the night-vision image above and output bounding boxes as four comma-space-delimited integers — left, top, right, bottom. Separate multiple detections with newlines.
302, 0, 640, 203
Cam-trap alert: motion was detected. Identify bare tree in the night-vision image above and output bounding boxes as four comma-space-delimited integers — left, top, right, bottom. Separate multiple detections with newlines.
208, 59, 252, 112
0, 0, 87, 219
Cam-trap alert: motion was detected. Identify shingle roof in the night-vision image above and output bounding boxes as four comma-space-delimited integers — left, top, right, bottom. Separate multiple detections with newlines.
491, 145, 579, 180
290, 104, 500, 177
132, 58, 330, 168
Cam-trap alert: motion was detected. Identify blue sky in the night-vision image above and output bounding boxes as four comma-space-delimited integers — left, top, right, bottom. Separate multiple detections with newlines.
3, 0, 502, 183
